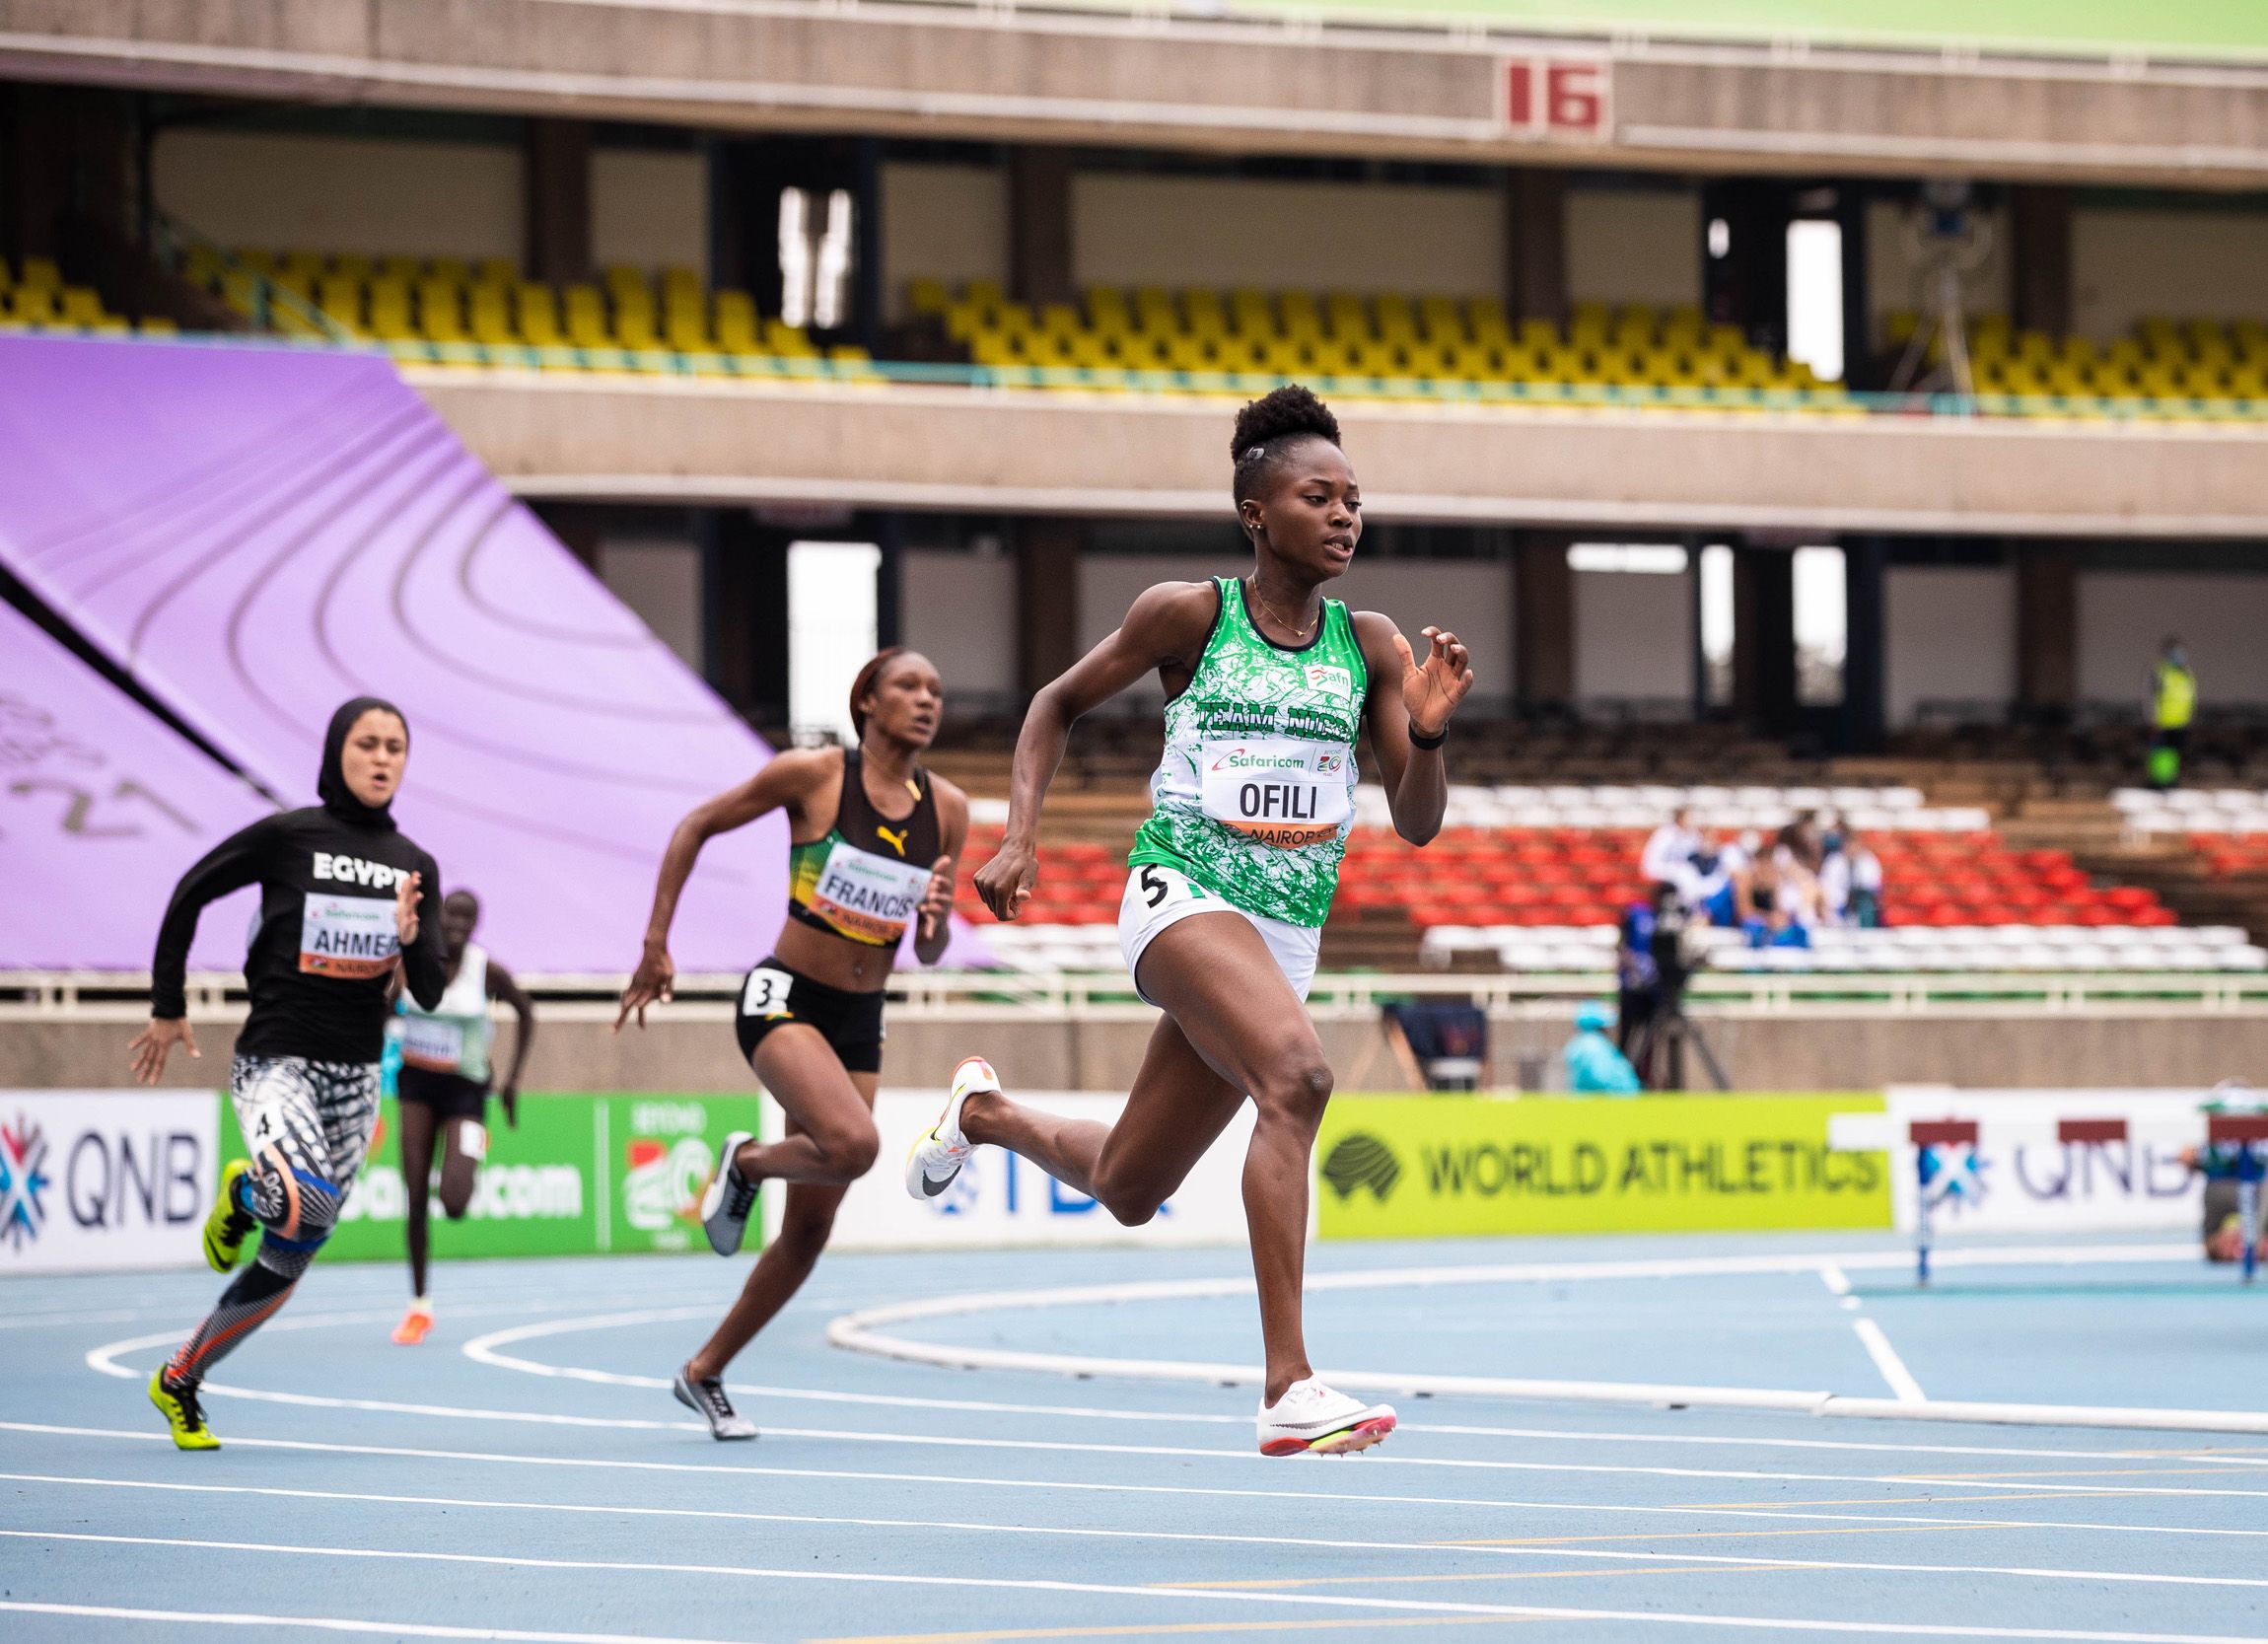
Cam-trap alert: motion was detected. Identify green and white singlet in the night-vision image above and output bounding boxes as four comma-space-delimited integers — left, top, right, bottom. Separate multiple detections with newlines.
1128, 577, 1368, 930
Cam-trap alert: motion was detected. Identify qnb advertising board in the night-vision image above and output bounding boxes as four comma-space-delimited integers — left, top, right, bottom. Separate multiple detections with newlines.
776, 1090, 1258, 1250
1880, 1087, 2206, 1234
0, 1092, 220, 1273
1, 1091, 758, 1273
1313, 1095, 1891, 1241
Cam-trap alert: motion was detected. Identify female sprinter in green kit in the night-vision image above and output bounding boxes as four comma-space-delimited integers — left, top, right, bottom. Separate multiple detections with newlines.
906, 386, 1473, 1457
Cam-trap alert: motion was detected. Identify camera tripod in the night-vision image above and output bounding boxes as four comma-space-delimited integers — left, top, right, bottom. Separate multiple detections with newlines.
1628, 988, 1731, 1092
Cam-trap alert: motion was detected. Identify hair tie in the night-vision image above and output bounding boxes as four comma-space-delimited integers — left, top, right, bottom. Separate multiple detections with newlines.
1240, 445, 1267, 464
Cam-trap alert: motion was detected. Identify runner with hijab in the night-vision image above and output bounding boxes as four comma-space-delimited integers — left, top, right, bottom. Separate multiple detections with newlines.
132, 697, 444, 1449
905, 386, 1472, 1456
389, 888, 535, 1344
616, 649, 966, 1439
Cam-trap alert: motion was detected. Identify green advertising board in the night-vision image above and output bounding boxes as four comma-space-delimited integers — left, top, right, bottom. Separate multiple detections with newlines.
1314, 1094, 1890, 1241
216, 1092, 763, 1261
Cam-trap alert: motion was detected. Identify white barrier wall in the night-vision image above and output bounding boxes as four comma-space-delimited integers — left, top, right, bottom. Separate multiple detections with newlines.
767, 1090, 1256, 1250
1885, 565, 2017, 727
2078, 571, 2268, 708
1882, 1087, 2204, 1236
0, 1091, 219, 1274
152, 129, 708, 276
901, 548, 1020, 697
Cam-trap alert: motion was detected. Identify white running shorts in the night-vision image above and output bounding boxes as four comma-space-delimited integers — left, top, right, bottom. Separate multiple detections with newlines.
1117, 862, 1321, 1005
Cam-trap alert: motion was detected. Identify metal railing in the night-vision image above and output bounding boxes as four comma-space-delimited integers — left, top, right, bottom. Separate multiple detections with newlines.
11, 967, 2268, 1018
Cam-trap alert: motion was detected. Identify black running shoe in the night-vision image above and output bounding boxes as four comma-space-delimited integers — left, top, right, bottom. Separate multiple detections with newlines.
673, 1366, 756, 1440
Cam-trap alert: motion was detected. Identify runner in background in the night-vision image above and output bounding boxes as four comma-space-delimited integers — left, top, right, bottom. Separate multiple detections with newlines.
616, 649, 967, 1440
389, 888, 535, 1345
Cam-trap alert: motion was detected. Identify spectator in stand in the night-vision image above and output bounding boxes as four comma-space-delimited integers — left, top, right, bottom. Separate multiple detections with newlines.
1676, 829, 1740, 928
1748, 822, 1818, 949
2150, 635, 2196, 790
1845, 829, 1883, 927
1641, 806, 1701, 891
1563, 1000, 1642, 1095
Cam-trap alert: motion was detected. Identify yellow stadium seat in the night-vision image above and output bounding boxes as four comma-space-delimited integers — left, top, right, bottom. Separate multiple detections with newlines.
563, 286, 610, 349
378, 255, 424, 283
417, 279, 466, 344
228, 250, 274, 279
714, 290, 760, 353
907, 278, 950, 316
56, 287, 106, 327
137, 316, 178, 336
316, 276, 364, 330
468, 285, 515, 344
427, 256, 469, 284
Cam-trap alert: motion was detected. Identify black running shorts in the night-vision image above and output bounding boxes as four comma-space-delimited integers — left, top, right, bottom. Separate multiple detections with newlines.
732, 957, 886, 1074
396, 1065, 489, 1121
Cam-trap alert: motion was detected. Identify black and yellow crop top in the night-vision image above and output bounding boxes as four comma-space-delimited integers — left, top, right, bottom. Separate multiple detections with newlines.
786, 748, 944, 948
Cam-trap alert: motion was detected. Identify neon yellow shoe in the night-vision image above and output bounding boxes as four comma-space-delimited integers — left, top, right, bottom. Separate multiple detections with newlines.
203, 1159, 258, 1273
149, 1367, 219, 1451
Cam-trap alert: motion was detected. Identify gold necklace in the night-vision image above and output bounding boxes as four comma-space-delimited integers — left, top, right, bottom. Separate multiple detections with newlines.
1246, 577, 1317, 642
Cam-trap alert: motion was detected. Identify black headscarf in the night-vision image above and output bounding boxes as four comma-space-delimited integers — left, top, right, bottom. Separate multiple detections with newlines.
318, 696, 408, 829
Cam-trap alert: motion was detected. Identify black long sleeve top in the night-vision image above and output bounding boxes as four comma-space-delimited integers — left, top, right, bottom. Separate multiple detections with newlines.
151, 807, 446, 1063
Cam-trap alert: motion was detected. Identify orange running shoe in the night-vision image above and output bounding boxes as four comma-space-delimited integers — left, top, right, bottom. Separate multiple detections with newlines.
391, 1303, 434, 1345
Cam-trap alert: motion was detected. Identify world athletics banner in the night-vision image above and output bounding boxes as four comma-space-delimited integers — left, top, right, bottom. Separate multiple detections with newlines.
1313, 1094, 1891, 1241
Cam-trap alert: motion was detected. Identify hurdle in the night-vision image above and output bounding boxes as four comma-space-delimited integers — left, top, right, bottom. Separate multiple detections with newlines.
1829, 1108, 2268, 1286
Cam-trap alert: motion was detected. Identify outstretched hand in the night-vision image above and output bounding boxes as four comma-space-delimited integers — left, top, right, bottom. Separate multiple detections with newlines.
128, 1017, 197, 1085
1393, 626, 1474, 739
394, 871, 423, 946
615, 943, 674, 1033
917, 854, 956, 942
973, 840, 1038, 923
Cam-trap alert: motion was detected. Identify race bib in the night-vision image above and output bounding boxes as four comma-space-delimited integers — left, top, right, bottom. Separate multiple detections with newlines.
399, 1015, 465, 1072
1199, 739, 1350, 848
810, 842, 935, 944
299, 891, 399, 978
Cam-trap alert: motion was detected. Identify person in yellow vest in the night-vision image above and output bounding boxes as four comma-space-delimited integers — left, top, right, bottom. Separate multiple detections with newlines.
2150, 636, 2196, 790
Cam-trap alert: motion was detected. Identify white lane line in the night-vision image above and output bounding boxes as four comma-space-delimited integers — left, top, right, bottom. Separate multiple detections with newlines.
1854, 1318, 1929, 1404
0, 1601, 759, 1644
0, 1308, 155, 1331
8, 1528, 2267, 1642
74, 1345, 2268, 1499
10, 1471, 2268, 1592
823, 1248, 2268, 1435
461, 1307, 2268, 1467
11, 1422, 2266, 1542
1820, 1265, 1854, 1297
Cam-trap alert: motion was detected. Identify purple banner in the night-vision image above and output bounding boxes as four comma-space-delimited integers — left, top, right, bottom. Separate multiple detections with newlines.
1, 336, 979, 973
0, 600, 268, 967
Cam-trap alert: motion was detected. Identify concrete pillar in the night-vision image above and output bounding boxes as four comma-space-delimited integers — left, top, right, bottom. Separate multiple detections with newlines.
1837, 185, 1876, 390
1733, 544, 1797, 735
1704, 179, 1792, 354
2015, 542, 2078, 720
1008, 146, 1075, 311
2011, 185, 2073, 338
1513, 531, 1574, 712
524, 118, 594, 286
1504, 168, 1567, 326
1015, 518, 1083, 695
1840, 536, 1887, 752
705, 510, 791, 725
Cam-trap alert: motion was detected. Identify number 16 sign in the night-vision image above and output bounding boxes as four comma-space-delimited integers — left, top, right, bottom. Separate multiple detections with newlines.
1503, 58, 1611, 140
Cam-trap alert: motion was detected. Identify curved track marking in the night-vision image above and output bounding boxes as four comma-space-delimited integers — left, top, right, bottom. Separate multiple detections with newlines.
821, 1243, 2268, 1435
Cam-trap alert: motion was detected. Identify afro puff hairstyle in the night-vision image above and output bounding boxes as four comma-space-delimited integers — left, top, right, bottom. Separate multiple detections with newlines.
1231, 384, 1342, 512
